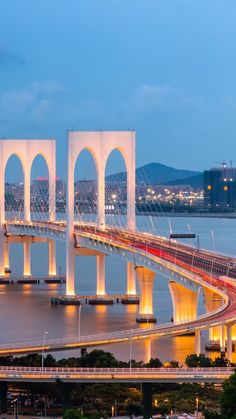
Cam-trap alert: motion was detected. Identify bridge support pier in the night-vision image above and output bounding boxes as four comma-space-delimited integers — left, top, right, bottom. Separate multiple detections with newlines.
96, 253, 106, 296
144, 339, 152, 364
195, 330, 201, 355
0, 381, 7, 414
0, 231, 4, 277
23, 236, 31, 277
227, 324, 232, 362
56, 380, 73, 409
4, 239, 10, 271
136, 266, 156, 323
126, 261, 137, 296
169, 281, 199, 323
48, 239, 56, 276
220, 324, 226, 354
142, 383, 152, 419
203, 287, 223, 349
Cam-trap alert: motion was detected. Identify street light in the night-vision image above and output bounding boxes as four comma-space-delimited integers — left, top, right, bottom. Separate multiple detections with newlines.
210, 230, 215, 251
195, 396, 199, 418
191, 250, 198, 272
210, 259, 215, 283
42, 329, 48, 372
129, 334, 133, 371
13, 397, 18, 419
174, 241, 179, 265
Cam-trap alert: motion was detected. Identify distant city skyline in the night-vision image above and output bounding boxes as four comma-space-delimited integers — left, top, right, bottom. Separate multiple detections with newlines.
1, 0, 236, 179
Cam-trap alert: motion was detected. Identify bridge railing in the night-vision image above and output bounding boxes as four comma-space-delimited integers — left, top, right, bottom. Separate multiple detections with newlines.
0, 366, 233, 374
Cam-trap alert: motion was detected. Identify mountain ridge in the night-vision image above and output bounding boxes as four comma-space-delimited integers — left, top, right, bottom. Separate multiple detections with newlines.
106, 162, 202, 187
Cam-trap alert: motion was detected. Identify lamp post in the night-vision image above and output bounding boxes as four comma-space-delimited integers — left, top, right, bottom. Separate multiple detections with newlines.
174, 241, 179, 266
191, 250, 197, 272
195, 396, 199, 418
210, 230, 215, 251
42, 330, 48, 372
149, 215, 156, 235
129, 334, 133, 371
13, 397, 18, 419
210, 259, 215, 283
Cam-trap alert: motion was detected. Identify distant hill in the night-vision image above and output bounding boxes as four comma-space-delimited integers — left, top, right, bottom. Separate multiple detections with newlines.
166, 173, 203, 188
106, 162, 201, 185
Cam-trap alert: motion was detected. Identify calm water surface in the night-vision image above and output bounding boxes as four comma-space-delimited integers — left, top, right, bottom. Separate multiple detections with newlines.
0, 215, 236, 364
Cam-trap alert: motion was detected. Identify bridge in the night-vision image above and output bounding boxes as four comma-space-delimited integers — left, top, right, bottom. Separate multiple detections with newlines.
0, 132, 236, 364
0, 366, 232, 384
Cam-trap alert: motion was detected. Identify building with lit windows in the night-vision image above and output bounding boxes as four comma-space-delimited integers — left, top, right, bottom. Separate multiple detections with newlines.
204, 167, 236, 209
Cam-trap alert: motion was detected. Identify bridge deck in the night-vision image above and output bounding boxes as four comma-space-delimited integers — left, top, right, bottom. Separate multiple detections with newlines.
2, 220, 236, 357
0, 366, 232, 383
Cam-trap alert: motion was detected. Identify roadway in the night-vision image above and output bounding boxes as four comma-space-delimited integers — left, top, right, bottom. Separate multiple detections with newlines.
0, 366, 232, 383
1, 220, 236, 357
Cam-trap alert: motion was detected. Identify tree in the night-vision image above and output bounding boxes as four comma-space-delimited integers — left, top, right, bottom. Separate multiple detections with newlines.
185, 354, 199, 368
63, 409, 83, 419
79, 350, 119, 367
163, 360, 179, 368
126, 403, 143, 417
220, 370, 236, 418
213, 357, 231, 367
185, 354, 212, 368
146, 357, 163, 368
198, 354, 212, 367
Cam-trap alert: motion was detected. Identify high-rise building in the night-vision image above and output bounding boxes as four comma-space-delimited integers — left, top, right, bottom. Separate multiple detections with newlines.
204, 167, 236, 209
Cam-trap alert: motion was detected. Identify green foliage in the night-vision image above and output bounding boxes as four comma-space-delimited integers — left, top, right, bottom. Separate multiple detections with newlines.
146, 357, 163, 368
185, 353, 212, 367
126, 402, 143, 416
213, 356, 231, 367
204, 411, 222, 419
221, 370, 236, 418
79, 349, 119, 367
63, 409, 83, 419
185, 354, 199, 367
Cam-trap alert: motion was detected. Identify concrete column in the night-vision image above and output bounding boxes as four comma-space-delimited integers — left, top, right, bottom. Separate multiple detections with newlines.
169, 281, 199, 323
227, 324, 232, 362
203, 287, 223, 344
66, 136, 75, 296
48, 144, 56, 222
0, 232, 4, 277
136, 266, 156, 323
48, 239, 56, 276
220, 324, 226, 354
0, 381, 7, 413
23, 236, 31, 276
4, 240, 9, 270
96, 253, 106, 296
97, 164, 105, 230
24, 167, 30, 221
127, 132, 135, 231
0, 155, 5, 277
195, 330, 201, 355
126, 261, 137, 295
142, 383, 152, 419
144, 339, 152, 364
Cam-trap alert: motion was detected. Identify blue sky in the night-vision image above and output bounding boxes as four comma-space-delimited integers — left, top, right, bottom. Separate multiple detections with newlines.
1, 0, 236, 179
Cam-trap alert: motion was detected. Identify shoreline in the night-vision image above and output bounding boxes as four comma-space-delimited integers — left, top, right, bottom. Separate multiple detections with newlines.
137, 212, 236, 219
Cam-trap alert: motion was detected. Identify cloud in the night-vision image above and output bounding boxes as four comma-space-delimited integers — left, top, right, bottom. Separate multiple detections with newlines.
0, 45, 24, 66
31, 80, 66, 96
122, 83, 201, 114
0, 80, 65, 127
